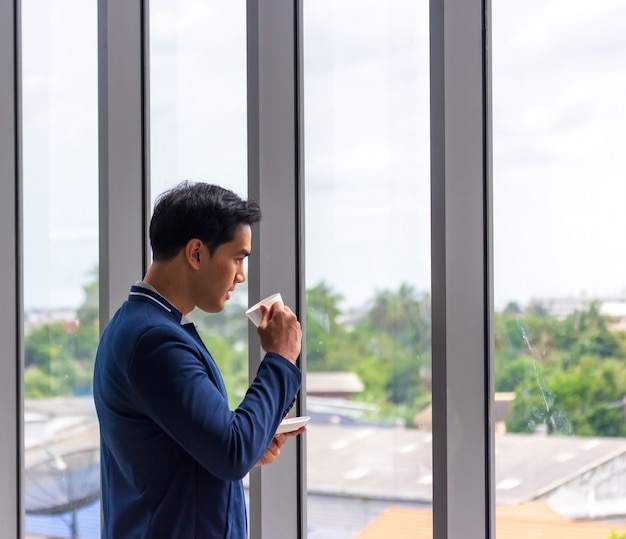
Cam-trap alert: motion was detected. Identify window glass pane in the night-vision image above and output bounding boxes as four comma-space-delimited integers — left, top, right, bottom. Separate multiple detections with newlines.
21, 1, 100, 537
494, 1, 626, 536
149, 0, 250, 505
150, 0, 247, 406
149, 0, 248, 405
150, 0, 247, 203
304, 1, 432, 537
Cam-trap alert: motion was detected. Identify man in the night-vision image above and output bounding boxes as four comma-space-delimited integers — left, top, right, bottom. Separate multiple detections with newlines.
93, 181, 303, 539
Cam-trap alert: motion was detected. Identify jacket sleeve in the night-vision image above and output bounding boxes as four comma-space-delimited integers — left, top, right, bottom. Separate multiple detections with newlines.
127, 325, 301, 480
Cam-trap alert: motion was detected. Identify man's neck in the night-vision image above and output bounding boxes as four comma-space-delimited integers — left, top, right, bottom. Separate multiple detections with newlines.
143, 261, 195, 315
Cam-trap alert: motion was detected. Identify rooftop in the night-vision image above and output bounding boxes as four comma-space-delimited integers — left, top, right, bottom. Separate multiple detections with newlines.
355, 503, 626, 539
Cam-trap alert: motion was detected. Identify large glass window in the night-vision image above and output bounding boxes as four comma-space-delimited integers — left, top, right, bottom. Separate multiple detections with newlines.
149, 0, 251, 505
150, 0, 247, 202
150, 0, 248, 405
493, 1, 626, 536
304, 1, 432, 537
21, 1, 100, 537
150, 0, 248, 409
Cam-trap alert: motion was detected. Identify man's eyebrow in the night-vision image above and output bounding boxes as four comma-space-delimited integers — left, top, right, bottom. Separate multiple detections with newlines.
237, 249, 251, 257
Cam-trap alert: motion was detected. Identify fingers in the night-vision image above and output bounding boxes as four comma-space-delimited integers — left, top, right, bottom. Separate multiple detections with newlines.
273, 433, 287, 449
256, 302, 302, 362
256, 427, 307, 468
257, 302, 290, 330
270, 437, 282, 455
260, 440, 281, 466
257, 304, 270, 330
264, 435, 288, 460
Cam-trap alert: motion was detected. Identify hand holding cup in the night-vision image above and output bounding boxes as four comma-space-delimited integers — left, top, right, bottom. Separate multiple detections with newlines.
248, 294, 302, 363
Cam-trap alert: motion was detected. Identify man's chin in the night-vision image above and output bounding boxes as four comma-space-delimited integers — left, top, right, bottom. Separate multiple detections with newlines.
198, 301, 224, 314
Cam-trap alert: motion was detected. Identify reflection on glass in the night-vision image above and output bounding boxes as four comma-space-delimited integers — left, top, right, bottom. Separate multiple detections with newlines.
494, 1, 626, 536
149, 0, 248, 409
21, 1, 100, 537
304, 1, 432, 537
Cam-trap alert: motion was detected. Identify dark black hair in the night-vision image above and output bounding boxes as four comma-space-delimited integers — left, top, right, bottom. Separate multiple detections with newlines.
149, 181, 261, 261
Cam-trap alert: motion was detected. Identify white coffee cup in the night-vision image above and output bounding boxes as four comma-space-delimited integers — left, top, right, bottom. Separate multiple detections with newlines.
245, 293, 283, 327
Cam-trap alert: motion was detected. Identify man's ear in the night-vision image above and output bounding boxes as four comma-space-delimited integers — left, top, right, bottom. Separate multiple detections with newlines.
185, 239, 204, 270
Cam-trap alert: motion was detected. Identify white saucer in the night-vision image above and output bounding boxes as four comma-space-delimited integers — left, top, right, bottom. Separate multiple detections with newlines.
276, 416, 310, 434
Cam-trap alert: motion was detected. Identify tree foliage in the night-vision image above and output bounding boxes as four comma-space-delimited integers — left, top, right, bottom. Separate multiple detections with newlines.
500, 302, 626, 437
305, 282, 432, 423
23, 269, 626, 437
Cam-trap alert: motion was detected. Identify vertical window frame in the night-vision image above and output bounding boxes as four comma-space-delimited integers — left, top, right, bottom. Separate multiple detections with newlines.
246, 0, 307, 537
0, 0, 23, 536
430, 0, 494, 537
98, 0, 150, 329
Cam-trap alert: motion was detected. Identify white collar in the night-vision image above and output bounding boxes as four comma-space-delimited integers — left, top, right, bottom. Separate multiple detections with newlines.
134, 280, 193, 325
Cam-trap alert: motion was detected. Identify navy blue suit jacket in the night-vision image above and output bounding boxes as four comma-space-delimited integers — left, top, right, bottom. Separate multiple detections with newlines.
93, 285, 301, 538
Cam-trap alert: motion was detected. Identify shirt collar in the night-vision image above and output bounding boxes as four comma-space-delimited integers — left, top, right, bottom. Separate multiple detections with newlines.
132, 281, 193, 325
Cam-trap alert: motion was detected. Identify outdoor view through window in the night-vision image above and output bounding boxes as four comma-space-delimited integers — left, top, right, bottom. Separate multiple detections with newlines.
303, 1, 432, 538
492, 2, 626, 538
149, 0, 250, 415
22, 1, 100, 537
19, 1, 626, 538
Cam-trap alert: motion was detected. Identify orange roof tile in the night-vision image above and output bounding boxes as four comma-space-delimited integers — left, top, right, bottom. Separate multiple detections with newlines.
355, 503, 626, 539
355, 507, 432, 539
495, 501, 565, 522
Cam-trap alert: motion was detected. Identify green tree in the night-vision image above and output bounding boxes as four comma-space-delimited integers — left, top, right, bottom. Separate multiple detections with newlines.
554, 301, 623, 366
24, 367, 59, 398
506, 354, 626, 437
498, 301, 626, 437
196, 330, 248, 409
305, 282, 349, 372
549, 356, 626, 436
346, 285, 432, 422
24, 266, 100, 398
366, 284, 431, 354
188, 286, 250, 409
24, 322, 73, 371
76, 265, 99, 327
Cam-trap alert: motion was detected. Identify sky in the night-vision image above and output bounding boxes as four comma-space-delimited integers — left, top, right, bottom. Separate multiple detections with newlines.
491, 0, 626, 308
19, 0, 626, 312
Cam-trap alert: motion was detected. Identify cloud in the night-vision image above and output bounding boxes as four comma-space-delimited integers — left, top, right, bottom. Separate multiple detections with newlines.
20, 0, 626, 309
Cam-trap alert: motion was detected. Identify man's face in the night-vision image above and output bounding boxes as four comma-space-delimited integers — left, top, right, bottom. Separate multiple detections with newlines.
194, 224, 251, 313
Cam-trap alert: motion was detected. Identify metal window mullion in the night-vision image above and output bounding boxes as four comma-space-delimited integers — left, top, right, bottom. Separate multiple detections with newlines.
430, 0, 494, 538
98, 0, 150, 330
0, 0, 22, 537
247, 0, 305, 537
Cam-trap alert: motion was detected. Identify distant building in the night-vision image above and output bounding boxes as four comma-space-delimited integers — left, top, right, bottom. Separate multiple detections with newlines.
530, 294, 626, 330
24, 397, 626, 534
307, 372, 365, 399
602, 300, 626, 332
24, 308, 79, 335
307, 423, 626, 521
305, 372, 379, 424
